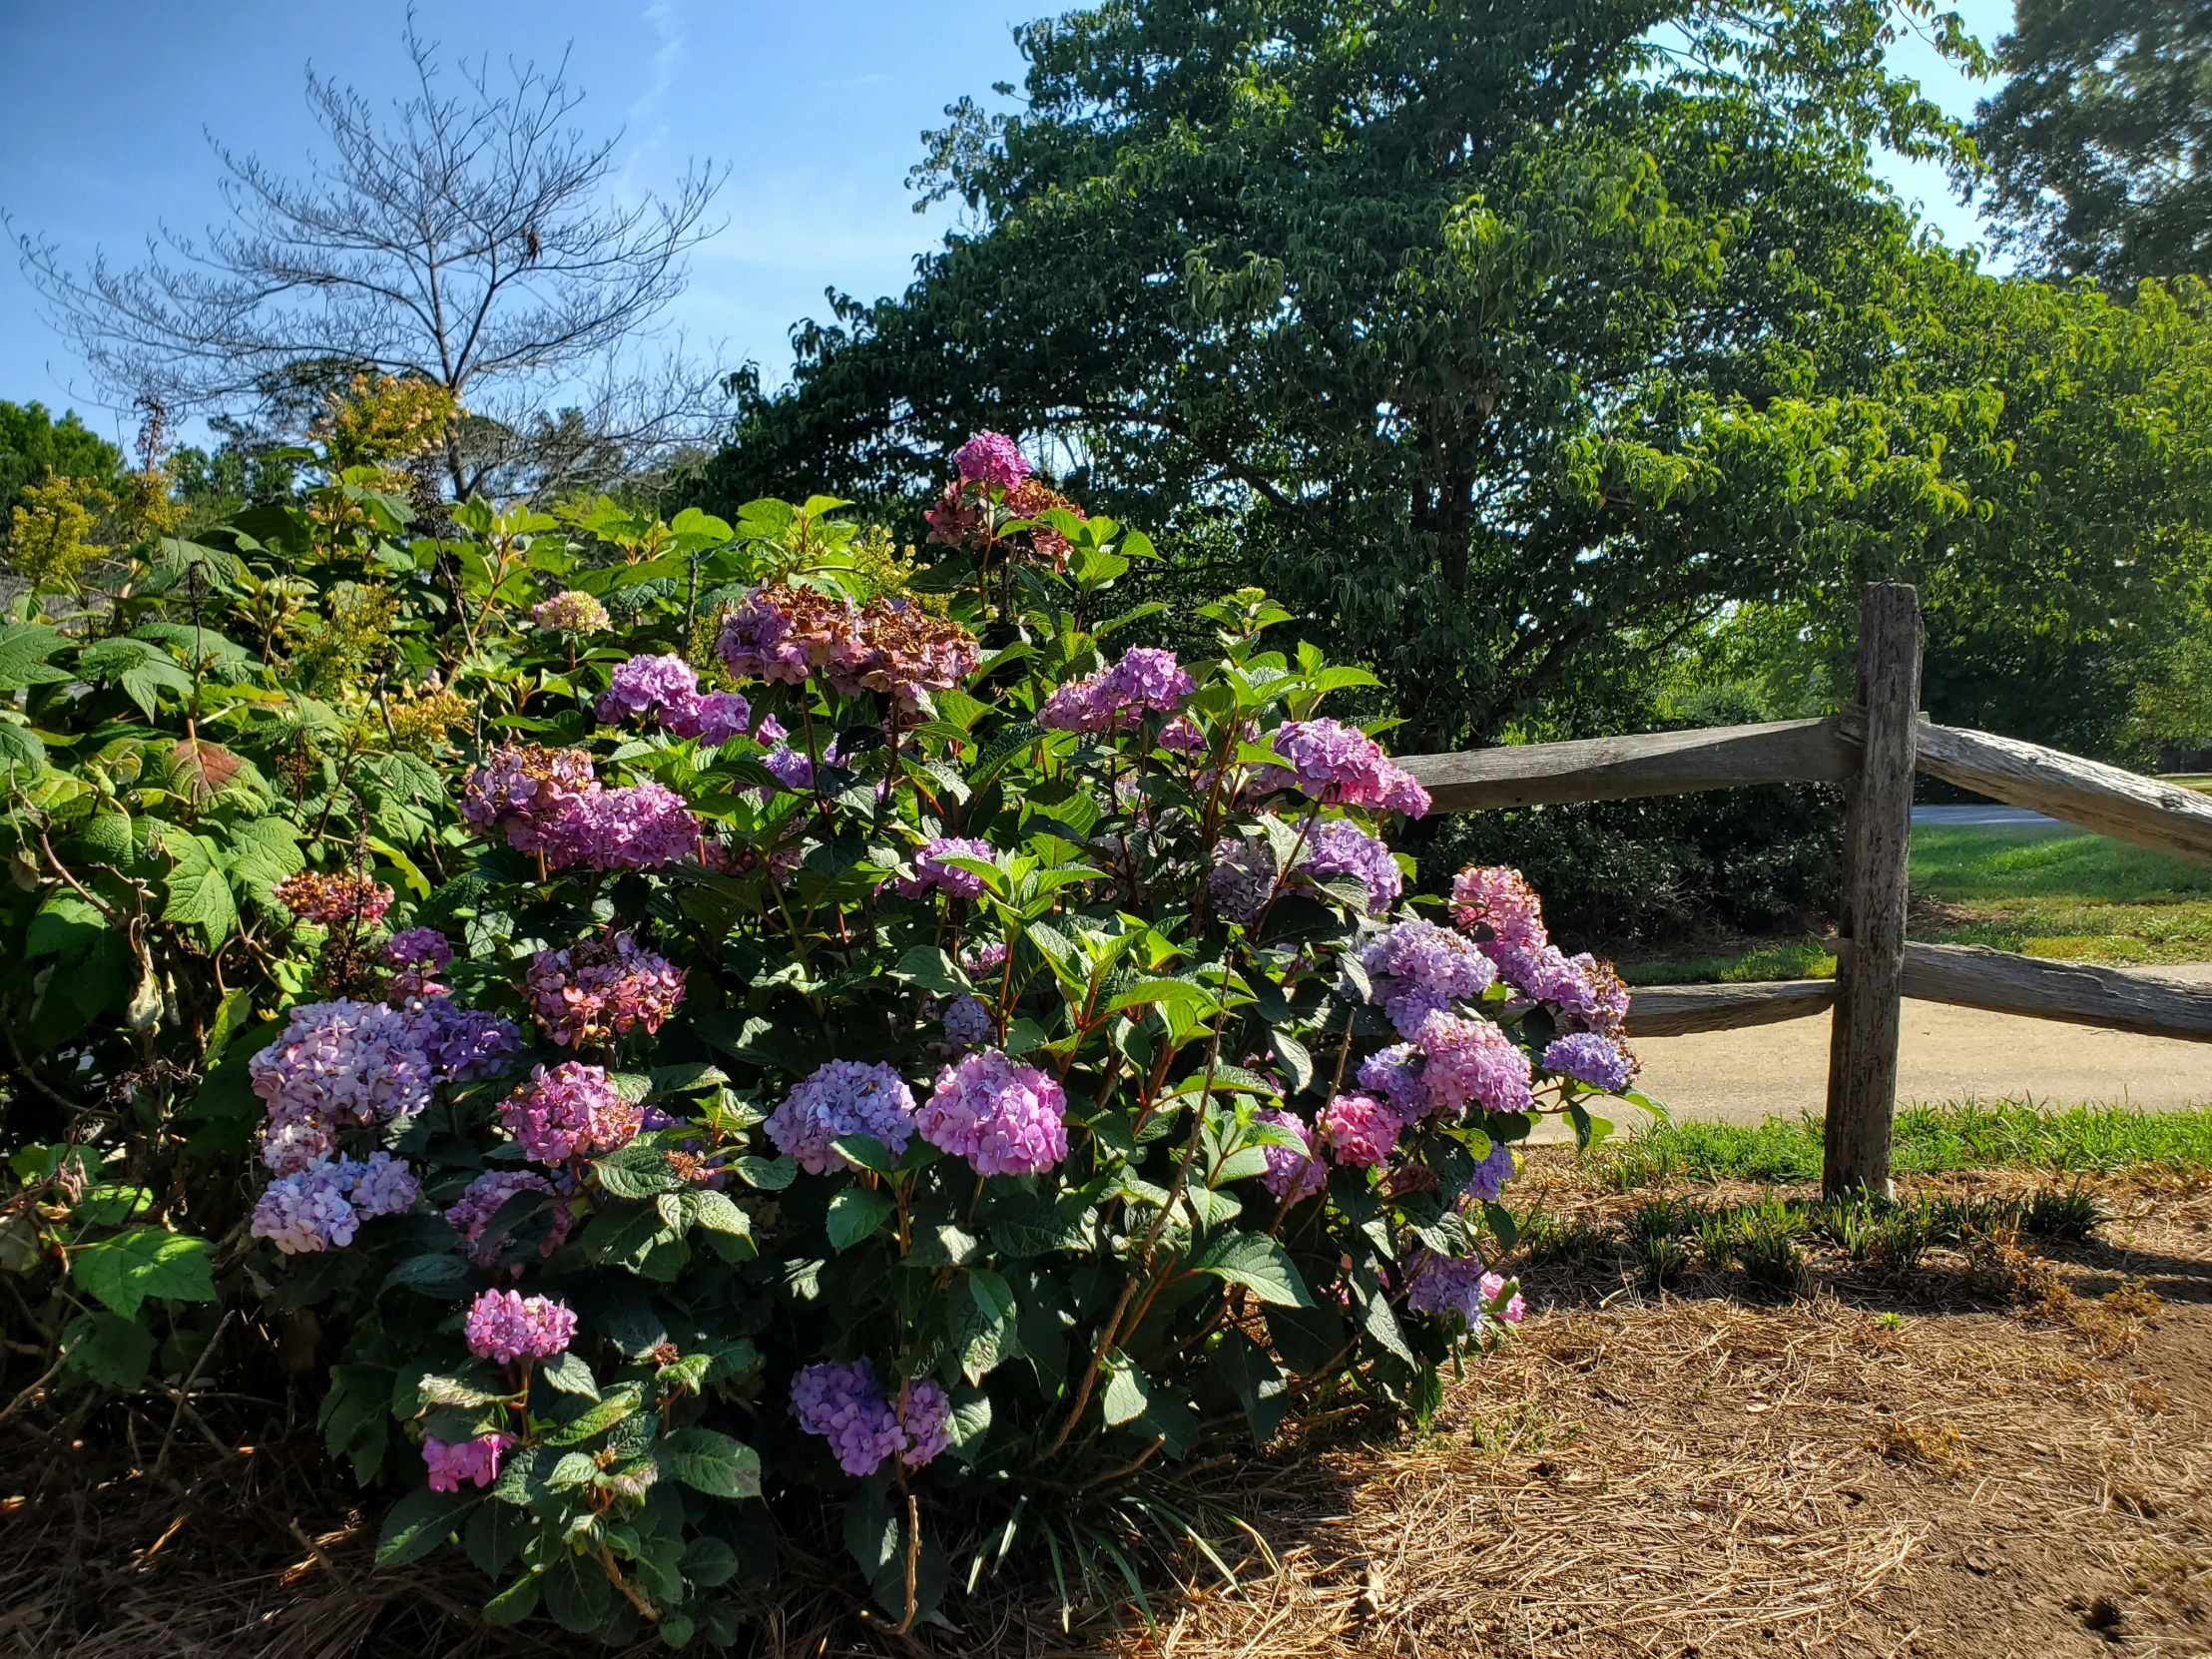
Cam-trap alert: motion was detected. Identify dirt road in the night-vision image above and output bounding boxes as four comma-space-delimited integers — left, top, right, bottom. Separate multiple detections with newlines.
1614, 962, 2212, 1130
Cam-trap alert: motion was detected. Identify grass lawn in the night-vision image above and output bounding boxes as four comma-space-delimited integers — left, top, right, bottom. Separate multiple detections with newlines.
1618, 818, 2212, 981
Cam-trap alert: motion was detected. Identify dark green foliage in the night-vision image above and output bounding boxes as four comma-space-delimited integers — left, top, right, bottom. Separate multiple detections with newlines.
0, 399, 123, 526
1971, 0, 2212, 282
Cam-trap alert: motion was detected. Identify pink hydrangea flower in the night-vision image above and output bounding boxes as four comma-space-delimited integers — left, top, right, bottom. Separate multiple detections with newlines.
1040, 647, 1195, 735
464, 1288, 578, 1364
952, 430, 1029, 490
595, 653, 700, 728
918, 1051, 1068, 1176
460, 745, 600, 854
500, 1062, 641, 1164
524, 931, 687, 1047
444, 1169, 573, 1268
1255, 719, 1429, 816
251, 999, 435, 1174
1317, 1092, 1399, 1168
423, 1432, 511, 1491
1413, 1010, 1534, 1116
540, 782, 701, 870
1450, 865, 1548, 951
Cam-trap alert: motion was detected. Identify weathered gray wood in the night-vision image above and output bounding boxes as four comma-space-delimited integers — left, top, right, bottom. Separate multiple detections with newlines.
1826, 584, 1922, 1197
1396, 718, 1855, 813
1914, 722, 2212, 866
1899, 942, 2212, 1041
1624, 979, 1838, 1037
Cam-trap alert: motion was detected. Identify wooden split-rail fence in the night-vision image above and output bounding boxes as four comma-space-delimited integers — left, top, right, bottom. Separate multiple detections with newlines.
1396, 583, 2212, 1197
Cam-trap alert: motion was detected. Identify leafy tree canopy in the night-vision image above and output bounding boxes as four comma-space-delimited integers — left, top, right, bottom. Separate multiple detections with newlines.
698, 0, 2003, 751
0, 400, 123, 524
1970, 0, 2212, 282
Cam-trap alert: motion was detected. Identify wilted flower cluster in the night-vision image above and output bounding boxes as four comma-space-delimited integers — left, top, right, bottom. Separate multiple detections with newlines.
530, 589, 610, 634
525, 931, 688, 1047
1040, 647, 1195, 734
444, 1169, 574, 1268
715, 584, 979, 707
250, 1152, 419, 1253
1256, 719, 1431, 816
789, 1359, 952, 1476
766, 1060, 918, 1174
500, 1062, 641, 1165
274, 868, 393, 927
459, 744, 600, 854
917, 1050, 1068, 1176
464, 1288, 578, 1364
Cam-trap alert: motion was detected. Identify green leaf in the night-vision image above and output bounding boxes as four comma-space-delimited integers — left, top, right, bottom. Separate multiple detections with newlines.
222, 818, 304, 896
69, 1228, 217, 1319
594, 1144, 682, 1199
949, 1268, 1020, 1383
59, 1310, 155, 1388
480, 1573, 541, 1626
734, 1154, 797, 1191
539, 1351, 599, 1399
0, 722, 46, 776
546, 1384, 644, 1447
1210, 1329, 1289, 1446
1101, 1356, 1150, 1426
0, 622, 67, 688
376, 1486, 474, 1567
1189, 1231, 1312, 1307
683, 1188, 753, 1237
830, 1133, 898, 1176
890, 945, 973, 996
658, 1426, 763, 1498
826, 1186, 892, 1251
157, 829, 239, 946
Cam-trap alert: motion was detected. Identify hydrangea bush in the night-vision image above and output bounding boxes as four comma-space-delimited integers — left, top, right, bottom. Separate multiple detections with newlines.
0, 407, 1645, 1647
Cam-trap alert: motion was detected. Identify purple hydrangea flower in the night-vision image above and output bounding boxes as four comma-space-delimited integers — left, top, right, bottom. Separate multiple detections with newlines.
1463, 1139, 1516, 1202
677, 689, 752, 745
1039, 648, 1195, 734
1357, 1044, 1426, 1126
383, 926, 453, 998
952, 430, 1029, 490
1361, 918, 1498, 1037
766, 1060, 919, 1174
1406, 1255, 1522, 1334
500, 1062, 641, 1165
250, 1152, 420, 1253
1317, 1092, 1399, 1168
1543, 1032, 1634, 1092
960, 939, 1009, 979
464, 1289, 578, 1364
1254, 1106, 1325, 1203
941, 993, 993, 1049
1413, 1010, 1534, 1116
789, 1360, 949, 1476
460, 745, 599, 854
1255, 719, 1430, 817
541, 782, 700, 870
410, 997, 523, 1082
595, 653, 700, 728
896, 835, 995, 900
424, 1432, 511, 1491
444, 1169, 573, 1268
1300, 819, 1403, 916
918, 1051, 1068, 1177
1208, 836, 1277, 924
251, 1000, 435, 1174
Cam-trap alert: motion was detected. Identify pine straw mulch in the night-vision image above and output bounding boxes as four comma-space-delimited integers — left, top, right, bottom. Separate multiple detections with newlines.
7, 1156, 2212, 1659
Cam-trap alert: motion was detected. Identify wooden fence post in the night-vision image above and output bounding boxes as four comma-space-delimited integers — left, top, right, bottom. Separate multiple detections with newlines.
1824, 583, 1923, 1197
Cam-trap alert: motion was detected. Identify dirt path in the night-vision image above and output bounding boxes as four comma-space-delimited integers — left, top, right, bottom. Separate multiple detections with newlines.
1618, 963, 2212, 1131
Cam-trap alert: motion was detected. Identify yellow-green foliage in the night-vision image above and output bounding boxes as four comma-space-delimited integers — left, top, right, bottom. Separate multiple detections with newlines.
5, 470, 113, 589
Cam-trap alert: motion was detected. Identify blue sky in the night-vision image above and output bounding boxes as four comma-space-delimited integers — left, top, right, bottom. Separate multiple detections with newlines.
0, 0, 2012, 449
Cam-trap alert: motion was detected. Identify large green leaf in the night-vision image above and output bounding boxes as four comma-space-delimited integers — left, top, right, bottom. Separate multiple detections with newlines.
1189, 1231, 1312, 1307
376, 1486, 475, 1568
69, 1228, 217, 1319
59, 1310, 155, 1388
157, 828, 238, 946
658, 1426, 763, 1498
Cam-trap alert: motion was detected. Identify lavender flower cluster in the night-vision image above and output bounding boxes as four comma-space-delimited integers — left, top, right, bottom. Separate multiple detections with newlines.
460, 744, 702, 870
789, 1359, 951, 1476
500, 1062, 642, 1166
251, 1152, 419, 1253
444, 1169, 574, 1269
524, 931, 688, 1048
895, 835, 995, 900
916, 1050, 1068, 1177
1209, 817, 1403, 923
766, 1060, 918, 1173
1256, 719, 1431, 816
382, 925, 452, 997
593, 652, 752, 745
250, 997, 438, 1173
1039, 646, 1195, 735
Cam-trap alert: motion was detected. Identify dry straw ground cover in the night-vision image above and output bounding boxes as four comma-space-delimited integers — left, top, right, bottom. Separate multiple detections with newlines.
8, 1153, 2210, 1659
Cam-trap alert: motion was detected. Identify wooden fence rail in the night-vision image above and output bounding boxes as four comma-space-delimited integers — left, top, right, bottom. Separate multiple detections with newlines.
1398, 583, 2212, 1196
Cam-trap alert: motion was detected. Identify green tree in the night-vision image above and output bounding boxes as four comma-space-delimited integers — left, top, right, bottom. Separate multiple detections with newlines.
0, 399, 122, 526
699, 0, 1992, 752
1970, 0, 2212, 282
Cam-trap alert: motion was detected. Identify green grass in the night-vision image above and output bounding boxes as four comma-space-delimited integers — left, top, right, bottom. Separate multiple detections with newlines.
1597, 1100, 2212, 1190
1909, 823, 2212, 965
1616, 936, 1835, 987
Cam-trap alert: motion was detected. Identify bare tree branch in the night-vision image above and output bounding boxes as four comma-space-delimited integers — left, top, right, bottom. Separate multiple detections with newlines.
13, 16, 731, 497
